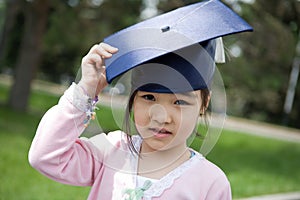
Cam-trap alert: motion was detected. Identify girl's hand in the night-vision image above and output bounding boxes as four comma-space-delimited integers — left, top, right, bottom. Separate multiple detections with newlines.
78, 43, 118, 97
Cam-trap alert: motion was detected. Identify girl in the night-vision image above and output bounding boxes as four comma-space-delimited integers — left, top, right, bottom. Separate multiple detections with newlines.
29, 1, 252, 199
28, 41, 231, 199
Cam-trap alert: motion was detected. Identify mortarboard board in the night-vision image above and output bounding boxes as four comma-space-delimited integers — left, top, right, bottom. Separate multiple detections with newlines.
104, 0, 253, 92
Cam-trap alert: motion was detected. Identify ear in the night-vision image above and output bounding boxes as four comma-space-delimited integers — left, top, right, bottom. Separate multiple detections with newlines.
206, 91, 211, 108
200, 91, 211, 115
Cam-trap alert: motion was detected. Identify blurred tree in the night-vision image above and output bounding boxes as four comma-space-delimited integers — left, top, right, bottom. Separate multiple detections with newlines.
220, 0, 300, 128
157, 0, 300, 128
0, 0, 23, 68
257, 0, 300, 127
41, 0, 142, 83
0, 0, 142, 111
5, 0, 50, 111
1, 0, 299, 128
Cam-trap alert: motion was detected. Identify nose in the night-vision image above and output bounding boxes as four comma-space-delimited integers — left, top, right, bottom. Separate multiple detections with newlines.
149, 104, 172, 124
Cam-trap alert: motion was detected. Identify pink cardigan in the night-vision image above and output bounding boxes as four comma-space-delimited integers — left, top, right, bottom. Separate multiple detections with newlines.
28, 83, 232, 200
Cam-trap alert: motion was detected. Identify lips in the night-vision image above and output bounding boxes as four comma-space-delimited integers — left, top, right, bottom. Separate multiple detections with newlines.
149, 128, 172, 138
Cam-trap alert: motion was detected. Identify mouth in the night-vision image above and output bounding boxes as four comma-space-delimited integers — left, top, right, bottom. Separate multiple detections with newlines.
149, 128, 172, 138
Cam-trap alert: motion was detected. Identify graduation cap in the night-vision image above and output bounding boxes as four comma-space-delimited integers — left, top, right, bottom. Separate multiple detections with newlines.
130, 41, 217, 93
104, 0, 253, 93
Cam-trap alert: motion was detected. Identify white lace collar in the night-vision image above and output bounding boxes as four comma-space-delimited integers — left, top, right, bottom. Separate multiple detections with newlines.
131, 135, 204, 199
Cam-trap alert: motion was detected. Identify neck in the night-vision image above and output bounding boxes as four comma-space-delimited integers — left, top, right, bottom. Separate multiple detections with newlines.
138, 142, 191, 179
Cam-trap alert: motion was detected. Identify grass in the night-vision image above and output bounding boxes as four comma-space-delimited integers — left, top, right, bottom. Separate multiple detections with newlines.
0, 84, 300, 199
206, 131, 300, 197
0, 86, 90, 200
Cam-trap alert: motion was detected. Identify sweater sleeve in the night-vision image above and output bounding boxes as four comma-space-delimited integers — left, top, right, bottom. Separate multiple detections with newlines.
205, 174, 232, 200
28, 83, 104, 186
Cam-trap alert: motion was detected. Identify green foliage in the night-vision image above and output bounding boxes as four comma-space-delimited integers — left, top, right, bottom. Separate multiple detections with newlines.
219, 0, 299, 127
40, 0, 143, 82
155, 1, 300, 129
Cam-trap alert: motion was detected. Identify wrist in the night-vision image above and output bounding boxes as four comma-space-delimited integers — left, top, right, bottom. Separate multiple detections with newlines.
67, 82, 99, 127
78, 81, 97, 98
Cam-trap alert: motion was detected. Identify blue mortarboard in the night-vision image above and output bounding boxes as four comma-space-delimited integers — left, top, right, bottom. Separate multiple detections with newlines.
104, 0, 253, 92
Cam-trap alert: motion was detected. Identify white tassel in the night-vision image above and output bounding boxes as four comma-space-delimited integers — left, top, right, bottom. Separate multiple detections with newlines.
214, 37, 226, 63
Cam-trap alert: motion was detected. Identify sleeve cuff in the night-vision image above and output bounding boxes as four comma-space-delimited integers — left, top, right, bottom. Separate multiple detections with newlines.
64, 82, 91, 112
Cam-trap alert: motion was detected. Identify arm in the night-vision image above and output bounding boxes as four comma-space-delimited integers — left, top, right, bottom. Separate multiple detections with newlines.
28, 43, 118, 186
29, 83, 100, 185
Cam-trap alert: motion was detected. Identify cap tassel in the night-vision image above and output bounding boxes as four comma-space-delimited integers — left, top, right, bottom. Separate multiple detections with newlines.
215, 37, 225, 63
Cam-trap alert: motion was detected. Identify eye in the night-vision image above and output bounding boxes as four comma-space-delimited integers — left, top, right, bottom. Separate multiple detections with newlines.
174, 99, 189, 105
141, 94, 156, 101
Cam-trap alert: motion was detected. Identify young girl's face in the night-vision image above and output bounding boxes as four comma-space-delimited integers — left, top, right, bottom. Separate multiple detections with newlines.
133, 90, 202, 152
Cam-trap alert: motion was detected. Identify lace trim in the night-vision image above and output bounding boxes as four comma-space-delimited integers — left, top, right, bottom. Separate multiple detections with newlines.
131, 136, 204, 199
64, 82, 98, 126
65, 82, 90, 112
143, 154, 203, 199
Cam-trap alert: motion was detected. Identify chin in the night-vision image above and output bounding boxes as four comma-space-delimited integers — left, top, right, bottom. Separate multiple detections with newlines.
142, 139, 172, 152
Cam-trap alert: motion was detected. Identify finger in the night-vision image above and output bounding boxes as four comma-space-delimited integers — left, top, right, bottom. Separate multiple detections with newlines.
82, 53, 102, 66
87, 44, 111, 59
96, 64, 106, 74
90, 46, 112, 59
100, 70, 106, 79
99, 42, 118, 53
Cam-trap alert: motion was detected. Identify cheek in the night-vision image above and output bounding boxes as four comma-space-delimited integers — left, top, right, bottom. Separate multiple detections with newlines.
176, 110, 199, 134
133, 103, 149, 127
